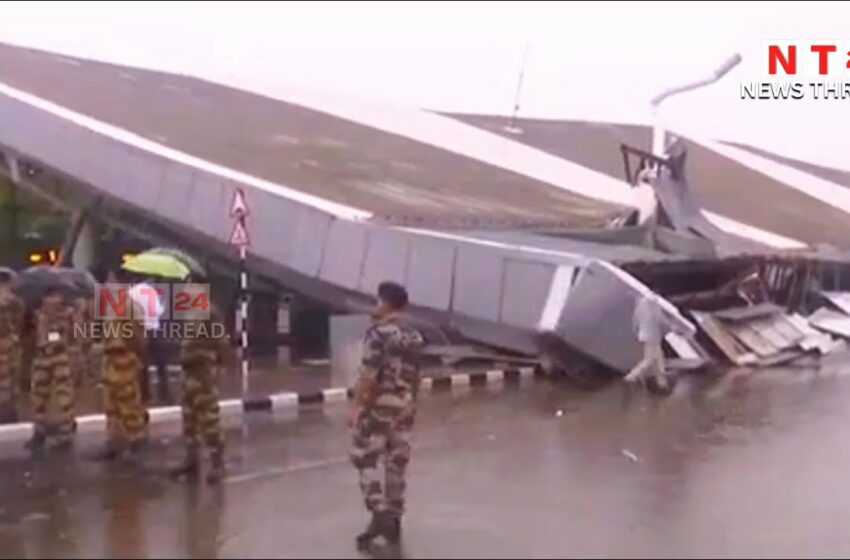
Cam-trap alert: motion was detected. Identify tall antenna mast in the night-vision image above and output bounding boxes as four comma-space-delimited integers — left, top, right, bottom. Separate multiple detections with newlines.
504, 42, 530, 135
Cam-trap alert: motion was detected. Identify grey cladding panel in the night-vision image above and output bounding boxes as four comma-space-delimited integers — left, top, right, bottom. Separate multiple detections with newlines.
0, 97, 14, 135
50, 123, 92, 181
73, 129, 108, 189
556, 262, 641, 373
247, 187, 297, 265
453, 245, 504, 322
360, 229, 410, 294
77, 135, 113, 196
103, 143, 137, 201
73, 129, 107, 186
500, 259, 555, 328
189, 174, 227, 241
4, 100, 61, 164
290, 207, 332, 277
0, 98, 28, 150
120, 148, 164, 210
319, 219, 368, 289
156, 163, 196, 223
407, 235, 454, 310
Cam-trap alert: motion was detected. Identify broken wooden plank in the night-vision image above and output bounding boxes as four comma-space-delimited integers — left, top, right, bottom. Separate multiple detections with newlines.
691, 311, 758, 365
712, 303, 783, 322
727, 322, 778, 358
756, 349, 807, 367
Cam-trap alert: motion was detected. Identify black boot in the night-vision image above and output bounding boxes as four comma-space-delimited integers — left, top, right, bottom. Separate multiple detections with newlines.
356, 513, 381, 551
94, 440, 124, 462
206, 449, 225, 485
52, 438, 74, 453
24, 431, 46, 452
169, 447, 200, 479
124, 439, 148, 464
380, 513, 402, 546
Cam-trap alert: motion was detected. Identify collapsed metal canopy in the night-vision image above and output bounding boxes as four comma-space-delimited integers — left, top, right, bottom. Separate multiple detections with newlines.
0, 41, 705, 374
446, 113, 850, 248
0, 41, 628, 231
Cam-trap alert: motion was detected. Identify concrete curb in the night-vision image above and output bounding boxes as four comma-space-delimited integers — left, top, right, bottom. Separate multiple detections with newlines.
0, 367, 540, 443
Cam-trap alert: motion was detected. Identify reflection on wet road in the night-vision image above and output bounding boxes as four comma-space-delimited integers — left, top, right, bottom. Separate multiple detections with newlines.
2, 364, 850, 558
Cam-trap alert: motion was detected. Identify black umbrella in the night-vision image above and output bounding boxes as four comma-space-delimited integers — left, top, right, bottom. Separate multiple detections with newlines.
61, 269, 96, 297
11, 266, 90, 309
0, 267, 16, 283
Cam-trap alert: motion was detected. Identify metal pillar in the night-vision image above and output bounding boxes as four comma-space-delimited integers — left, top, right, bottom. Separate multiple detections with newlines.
56, 209, 87, 268
650, 53, 742, 158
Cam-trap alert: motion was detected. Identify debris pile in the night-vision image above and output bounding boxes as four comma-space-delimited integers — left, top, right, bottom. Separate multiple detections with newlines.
665, 289, 850, 368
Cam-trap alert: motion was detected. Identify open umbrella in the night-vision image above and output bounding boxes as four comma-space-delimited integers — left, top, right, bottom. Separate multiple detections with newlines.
0, 267, 16, 283
146, 247, 206, 278
122, 251, 191, 280
61, 268, 96, 296
12, 266, 80, 309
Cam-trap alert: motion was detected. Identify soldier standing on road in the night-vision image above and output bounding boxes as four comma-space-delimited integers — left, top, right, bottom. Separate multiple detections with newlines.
350, 281, 425, 550
0, 272, 24, 423
69, 295, 92, 386
170, 282, 229, 485
99, 303, 149, 461
27, 286, 76, 451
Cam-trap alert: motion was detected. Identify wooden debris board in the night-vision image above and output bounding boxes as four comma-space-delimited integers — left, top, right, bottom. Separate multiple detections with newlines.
691, 311, 757, 365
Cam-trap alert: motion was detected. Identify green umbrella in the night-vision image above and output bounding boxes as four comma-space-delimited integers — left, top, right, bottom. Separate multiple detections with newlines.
122, 252, 191, 280
146, 247, 206, 278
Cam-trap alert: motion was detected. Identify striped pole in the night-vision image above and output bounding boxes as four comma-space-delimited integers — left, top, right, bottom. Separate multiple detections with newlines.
239, 234, 249, 396
230, 186, 251, 397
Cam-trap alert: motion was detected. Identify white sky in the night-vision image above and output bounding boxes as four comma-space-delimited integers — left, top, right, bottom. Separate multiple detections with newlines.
0, 1, 847, 170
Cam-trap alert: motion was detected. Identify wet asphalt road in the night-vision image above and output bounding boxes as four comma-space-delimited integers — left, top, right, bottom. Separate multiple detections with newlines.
3, 365, 850, 559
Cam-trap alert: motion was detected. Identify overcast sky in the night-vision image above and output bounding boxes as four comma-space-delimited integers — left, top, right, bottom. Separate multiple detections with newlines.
0, 1, 847, 170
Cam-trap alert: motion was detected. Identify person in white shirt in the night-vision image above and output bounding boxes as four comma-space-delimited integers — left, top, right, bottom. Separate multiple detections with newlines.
624, 292, 673, 390
129, 280, 170, 403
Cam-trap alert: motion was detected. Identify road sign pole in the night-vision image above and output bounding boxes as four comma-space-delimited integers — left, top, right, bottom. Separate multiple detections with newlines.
239, 233, 249, 397
230, 187, 251, 398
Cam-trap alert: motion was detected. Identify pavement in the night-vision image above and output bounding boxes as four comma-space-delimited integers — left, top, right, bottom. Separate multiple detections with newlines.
3, 361, 850, 558
7, 357, 528, 423
8, 358, 336, 423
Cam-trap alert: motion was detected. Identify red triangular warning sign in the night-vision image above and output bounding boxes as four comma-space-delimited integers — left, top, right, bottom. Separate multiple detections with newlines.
230, 188, 250, 218
229, 220, 251, 247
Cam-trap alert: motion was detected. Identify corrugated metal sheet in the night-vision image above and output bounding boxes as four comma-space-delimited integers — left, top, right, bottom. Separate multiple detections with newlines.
809, 307, 850, 338
787, 313, 835, 353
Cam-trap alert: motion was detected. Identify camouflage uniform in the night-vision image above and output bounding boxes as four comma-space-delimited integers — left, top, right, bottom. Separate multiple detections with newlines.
350, 314, 424, 518
69, 296, 93, 386
0, 289, 25, 418
31, 299, 76, 444
179, 303, 227, 459
102, 315, 148, 446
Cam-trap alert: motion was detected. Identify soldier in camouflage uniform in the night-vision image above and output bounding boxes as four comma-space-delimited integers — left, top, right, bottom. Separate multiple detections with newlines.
0, 273, 24, 423
28, 287, 76, 451
171, 286, 230, 485
100, 304, 149, 460
69, 295, 92, 386
350, 282, 425, 549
